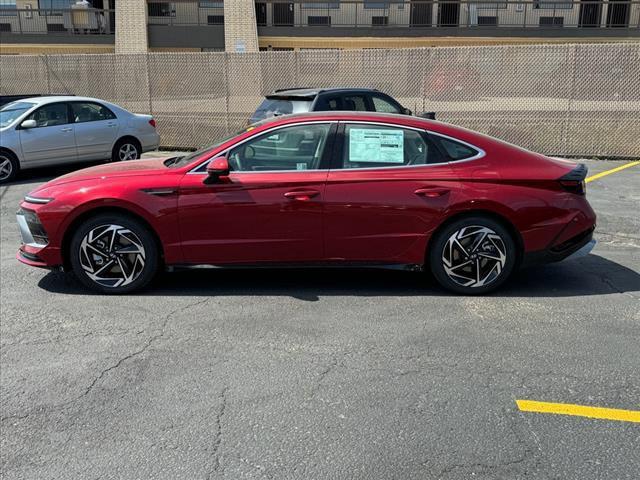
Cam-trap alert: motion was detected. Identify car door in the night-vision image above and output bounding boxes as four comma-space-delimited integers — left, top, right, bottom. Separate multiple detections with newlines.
70, 101, 119, 161
323, 122, 459, 266
177, 122, 336, 265
18, 102, 77, 166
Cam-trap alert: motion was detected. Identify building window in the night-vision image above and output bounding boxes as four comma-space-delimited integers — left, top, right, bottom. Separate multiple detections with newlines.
207, 14, 224, 24
539, 16, 564, 25
0, 0, 16, 17
199, 1, 223, 7
534, 0, 572, 9
37, 0, 74, 9
302, 2, 339, 8
307, 15, 331, 25
475, 2, 507, 9
148, 2, 176, 17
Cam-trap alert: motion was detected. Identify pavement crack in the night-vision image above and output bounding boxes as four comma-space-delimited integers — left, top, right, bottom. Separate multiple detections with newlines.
78, 298, 211, 399
208, 386, 229, 478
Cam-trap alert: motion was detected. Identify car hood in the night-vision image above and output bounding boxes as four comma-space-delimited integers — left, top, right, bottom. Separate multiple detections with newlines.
41, 158, 170, 188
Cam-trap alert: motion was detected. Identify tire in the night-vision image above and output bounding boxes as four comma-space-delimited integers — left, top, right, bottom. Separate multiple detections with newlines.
0, 151, 19, 184
428, 216, 517, 295
111, 138, 141, 162
69, 213, 158, 294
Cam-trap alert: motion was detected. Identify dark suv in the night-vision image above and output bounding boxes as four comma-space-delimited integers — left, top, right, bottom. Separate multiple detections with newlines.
249, 88, 412, 124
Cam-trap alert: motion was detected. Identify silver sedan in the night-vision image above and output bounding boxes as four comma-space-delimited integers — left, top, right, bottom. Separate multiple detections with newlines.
0, 96, 160, 183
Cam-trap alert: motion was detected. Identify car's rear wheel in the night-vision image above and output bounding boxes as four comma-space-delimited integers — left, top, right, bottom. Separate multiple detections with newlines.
0, 151, 19, 184
428, 216, 517, 295
69, 213, 158, 294
112, 138, 141, 162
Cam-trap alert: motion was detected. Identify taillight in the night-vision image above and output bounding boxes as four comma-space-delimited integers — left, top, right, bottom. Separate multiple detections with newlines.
149, 119, 156, 128
558, 163, 587, 195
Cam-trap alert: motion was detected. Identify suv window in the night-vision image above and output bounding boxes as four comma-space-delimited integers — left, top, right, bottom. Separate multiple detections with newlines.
250, 98, 313, 123
432, 135, 480, 161
372, 95, 401, 114
228, 123, 331, 172
315, 95, 341, 111
26, 103, 69, 128
342, 95, 368, 111
71, 102, 116, 123
340, 124, 443, 169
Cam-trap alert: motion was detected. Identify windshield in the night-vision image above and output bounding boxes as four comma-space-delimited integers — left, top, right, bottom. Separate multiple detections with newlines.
0, 102, 35, 128
165, 131, 243, 168
250, 98, 313, 123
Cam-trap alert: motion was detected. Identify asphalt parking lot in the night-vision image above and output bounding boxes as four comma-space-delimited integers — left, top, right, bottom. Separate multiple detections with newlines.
1, 158, 638, 479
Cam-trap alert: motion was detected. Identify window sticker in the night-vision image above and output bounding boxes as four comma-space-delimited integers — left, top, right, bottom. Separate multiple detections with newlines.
296, 163, 307, 170
349, 128, 404, 163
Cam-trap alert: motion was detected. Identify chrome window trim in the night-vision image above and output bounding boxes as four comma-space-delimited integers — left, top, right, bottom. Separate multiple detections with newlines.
188, 120, 336, 174
331, 121, 485, 171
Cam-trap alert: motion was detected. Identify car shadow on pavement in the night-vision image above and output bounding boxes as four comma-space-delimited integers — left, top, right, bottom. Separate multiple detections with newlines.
37, 253, 639, 300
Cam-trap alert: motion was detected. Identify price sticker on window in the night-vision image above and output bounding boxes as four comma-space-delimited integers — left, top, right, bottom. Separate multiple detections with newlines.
349, 128, 404, 163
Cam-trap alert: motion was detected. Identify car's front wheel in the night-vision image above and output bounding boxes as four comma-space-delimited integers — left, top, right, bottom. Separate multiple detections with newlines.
429, 216, 517, 295
69, 213, 158, 294
0, 151, 19, 184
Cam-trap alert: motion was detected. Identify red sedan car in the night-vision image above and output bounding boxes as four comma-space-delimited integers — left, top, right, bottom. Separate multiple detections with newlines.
17, 112, 595, 295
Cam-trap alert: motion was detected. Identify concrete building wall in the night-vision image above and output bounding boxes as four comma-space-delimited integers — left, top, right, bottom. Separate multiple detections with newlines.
115, 0, 148, 53
223, 0, 260, 52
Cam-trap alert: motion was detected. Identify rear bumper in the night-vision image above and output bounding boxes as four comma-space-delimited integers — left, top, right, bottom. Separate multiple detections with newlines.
522, 226, 595, 268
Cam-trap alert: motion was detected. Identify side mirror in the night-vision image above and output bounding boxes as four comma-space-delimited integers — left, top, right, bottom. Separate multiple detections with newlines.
402, 107, 413, 116
203, 157, 230, 185
20, 119, 37, 129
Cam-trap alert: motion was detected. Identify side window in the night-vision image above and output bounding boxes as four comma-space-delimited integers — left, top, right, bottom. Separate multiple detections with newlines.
372, 95, 401, 114
432, 135, 479, 161
26, 103, 69, 128
341, 124, 443, 169
314, 96, 341, 111
71, 102, 116, 123
342, 95, 368, 111
228, 123, 331, 172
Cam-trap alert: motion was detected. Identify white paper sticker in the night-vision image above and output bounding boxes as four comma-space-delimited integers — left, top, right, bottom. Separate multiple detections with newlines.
349, 128, 404, 164
296, 163, 307, 170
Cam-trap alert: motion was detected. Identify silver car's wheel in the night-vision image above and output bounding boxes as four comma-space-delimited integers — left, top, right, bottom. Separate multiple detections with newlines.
442, 225, 507, 288
78, 224, 146, 288
118, 143, 140, 161
0, 154, 17, 183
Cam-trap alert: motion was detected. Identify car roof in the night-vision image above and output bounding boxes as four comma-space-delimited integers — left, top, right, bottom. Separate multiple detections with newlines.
253, 110, 425, 127
16, 95, 106, 105
269, 87, 380, 98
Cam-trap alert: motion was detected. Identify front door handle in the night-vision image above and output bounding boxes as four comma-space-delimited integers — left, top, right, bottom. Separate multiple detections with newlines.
284, 190, 320, 201
414, 187, 450, 198
60, 127, 73, 132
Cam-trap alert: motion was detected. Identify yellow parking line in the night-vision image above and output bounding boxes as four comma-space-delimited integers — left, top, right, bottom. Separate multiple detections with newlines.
516, 400, 640, 423
585, 160, 640, 183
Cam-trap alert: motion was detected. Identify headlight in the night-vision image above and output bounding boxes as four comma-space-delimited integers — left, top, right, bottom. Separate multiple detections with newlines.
24, 195, 54, 204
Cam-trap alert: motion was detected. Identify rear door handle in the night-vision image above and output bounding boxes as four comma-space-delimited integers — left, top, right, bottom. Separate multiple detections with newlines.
284, 190, 320, 201
414, 187, 450, 198
107, 122, 117, 127
60, 127, 73, 132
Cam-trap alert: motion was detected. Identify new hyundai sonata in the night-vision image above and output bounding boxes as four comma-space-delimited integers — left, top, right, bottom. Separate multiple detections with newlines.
17, 112, 595, 295
0, 96, 160, 183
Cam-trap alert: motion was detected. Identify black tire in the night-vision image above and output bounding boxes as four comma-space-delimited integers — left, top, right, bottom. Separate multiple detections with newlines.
69, 213, 159, 294
428, 216, 517, 295
111, 138, 142, 162
0, 150, 19, 184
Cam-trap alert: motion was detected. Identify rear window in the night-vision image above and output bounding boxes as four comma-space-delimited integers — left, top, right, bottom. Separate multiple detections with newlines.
432, 135, 480, 161
250, 98, 313, 123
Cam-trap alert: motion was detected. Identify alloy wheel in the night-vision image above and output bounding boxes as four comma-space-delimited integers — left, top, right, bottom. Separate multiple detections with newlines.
442, 225, 507, 288
78, 224, 146, 288
0, 156, 13, 181
118, 143, 139, 161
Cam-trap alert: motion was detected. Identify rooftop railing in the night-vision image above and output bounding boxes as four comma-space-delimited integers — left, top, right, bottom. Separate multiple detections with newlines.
0, 8, 114, 36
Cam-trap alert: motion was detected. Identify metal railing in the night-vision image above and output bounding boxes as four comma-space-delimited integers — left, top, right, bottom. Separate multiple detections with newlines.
254, 0, 640, 29
0, 8, 114, 35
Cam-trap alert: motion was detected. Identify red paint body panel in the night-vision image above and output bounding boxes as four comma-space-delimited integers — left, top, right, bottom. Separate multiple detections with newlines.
17, 112, 596, 273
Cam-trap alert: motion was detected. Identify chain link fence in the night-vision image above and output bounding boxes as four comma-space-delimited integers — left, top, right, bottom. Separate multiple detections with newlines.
1, 43, 639, 157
